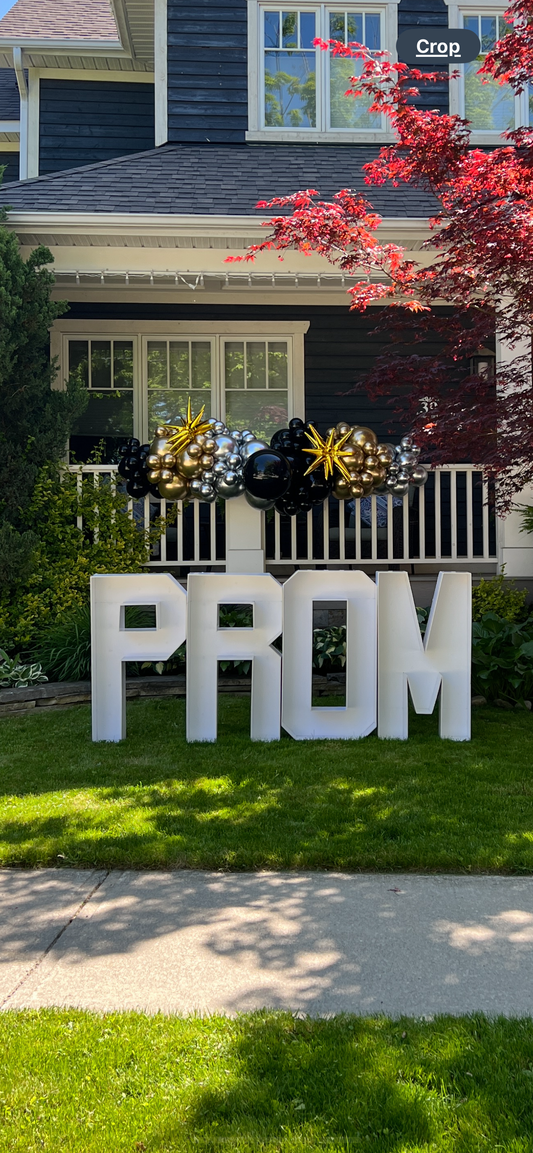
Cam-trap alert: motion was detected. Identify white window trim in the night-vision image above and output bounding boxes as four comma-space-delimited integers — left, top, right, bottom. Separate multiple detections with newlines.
52, 320, 309, 445
445, 0, 528, 143
247, 0, 399, 142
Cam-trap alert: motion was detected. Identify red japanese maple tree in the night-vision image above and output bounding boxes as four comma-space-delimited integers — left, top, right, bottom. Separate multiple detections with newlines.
228, 0, 533, 507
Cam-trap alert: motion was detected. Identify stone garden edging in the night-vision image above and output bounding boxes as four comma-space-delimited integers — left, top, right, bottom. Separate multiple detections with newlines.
0, 674, 346, 719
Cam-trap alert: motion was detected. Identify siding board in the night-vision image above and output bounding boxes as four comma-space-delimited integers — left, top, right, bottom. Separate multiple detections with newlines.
39, 79, 154, 175
168, 0, 248, 143
0, 151, 19, 183
398, 0, 449, 113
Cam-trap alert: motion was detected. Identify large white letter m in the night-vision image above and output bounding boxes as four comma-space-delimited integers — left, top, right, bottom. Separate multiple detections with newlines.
377, 571, 471, 741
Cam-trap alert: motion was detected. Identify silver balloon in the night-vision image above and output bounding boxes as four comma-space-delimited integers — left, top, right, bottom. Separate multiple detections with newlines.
190, 478, 203, 494
397, 469, 411, 483
409, 465, 428, 486
230, 430, 243, 442
392, 481, 410, 495
386, 476, 399, 491
200, 483, 217, 502
216, 474, 244, 499
227, 453, 242, 469
401, 435, 414, 450
202, 471, 215, 484
241, 438, 268, 460
213, 421, 226, 434
213, 435, 236, 459
213, 460, 227, 476
245, 490, 276, 511
397, 450, 418, 467
241, 429, 252, 439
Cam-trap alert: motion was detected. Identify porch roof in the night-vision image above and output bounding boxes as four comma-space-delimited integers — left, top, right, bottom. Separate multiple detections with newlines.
0, 142, 438, 218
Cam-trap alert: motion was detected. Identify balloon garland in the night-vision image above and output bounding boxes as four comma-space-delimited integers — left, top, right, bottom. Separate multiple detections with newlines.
117, 402, 428, 513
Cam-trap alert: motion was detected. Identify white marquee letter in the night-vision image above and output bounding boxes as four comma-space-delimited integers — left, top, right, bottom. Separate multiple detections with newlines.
282, 570, 376, 740
91, 573, 187, 742
186, 573, 282, 742
377, 571, 471, 741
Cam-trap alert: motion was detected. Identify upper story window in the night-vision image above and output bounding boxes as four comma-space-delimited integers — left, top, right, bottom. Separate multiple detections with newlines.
248, 2, 399, 141
447, 1, 529, 138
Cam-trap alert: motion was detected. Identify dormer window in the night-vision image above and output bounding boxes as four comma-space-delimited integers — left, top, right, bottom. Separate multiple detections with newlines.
247, 1, 400, 142
446, 0, 530, 141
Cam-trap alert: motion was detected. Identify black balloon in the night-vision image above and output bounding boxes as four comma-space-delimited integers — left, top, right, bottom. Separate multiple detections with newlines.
270, 428, 293, 452
117, 456, 129, 479
243, 449, 292, 501
289, 417, 305, 432
126, 478, 149, 499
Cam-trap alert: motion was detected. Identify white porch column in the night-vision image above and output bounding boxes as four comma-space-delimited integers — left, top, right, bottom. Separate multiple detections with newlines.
496, 323, 533, 578
225, 494, 265, 573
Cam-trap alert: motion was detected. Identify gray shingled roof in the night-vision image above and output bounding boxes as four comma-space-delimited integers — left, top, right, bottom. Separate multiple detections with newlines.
0, 69, 19, 120
0, 143, 438, 216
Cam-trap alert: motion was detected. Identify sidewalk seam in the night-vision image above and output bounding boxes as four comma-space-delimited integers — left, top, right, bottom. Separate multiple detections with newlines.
0, 870, 110, 1011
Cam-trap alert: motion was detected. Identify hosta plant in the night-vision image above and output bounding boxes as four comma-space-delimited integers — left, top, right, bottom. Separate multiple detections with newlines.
0, 649, 47, 689
472, 613, 533, 704
313, 626, 347, 671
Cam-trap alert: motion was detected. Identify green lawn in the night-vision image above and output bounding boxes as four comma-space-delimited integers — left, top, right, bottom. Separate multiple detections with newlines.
1, 698, 533, 871
1, 1009, 533, 1151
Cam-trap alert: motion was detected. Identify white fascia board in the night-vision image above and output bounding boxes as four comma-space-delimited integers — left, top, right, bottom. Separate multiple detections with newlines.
0, 121, 20, 133
3, 211, 432, 244
0, 39, 126, 54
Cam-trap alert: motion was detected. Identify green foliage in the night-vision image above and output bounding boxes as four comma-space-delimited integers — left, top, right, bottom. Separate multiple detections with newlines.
33, 606, 92, 683
0, 223, 87, 583
472, 570, 527, 623
0, 648, 47, 688
0, 522, 38, 590
313, 625, 347, 670
472, 612, 533, 703
0, 465, 172, 653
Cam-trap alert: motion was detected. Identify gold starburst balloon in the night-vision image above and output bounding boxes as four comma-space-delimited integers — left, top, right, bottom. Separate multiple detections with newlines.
304, 425, 354, 482
166, 398, 213, 455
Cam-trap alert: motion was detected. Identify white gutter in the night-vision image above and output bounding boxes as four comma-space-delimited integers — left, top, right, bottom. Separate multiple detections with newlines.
12, 47, 27, 179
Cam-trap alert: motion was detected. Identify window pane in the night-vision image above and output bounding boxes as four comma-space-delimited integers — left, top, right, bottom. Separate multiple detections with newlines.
148, 390, 199, 434
264, 10, 279, 47
300, 10, 316, 48
91, 341, 112, 390
191, 342, 212, 390
330, 11, 345, 39
169, 341, 189, 389
365, 13, 380, 50
282, 11, 298, 47
463, 15, 478, 32
347, 12, 363, 41
147, 341, 168, 389
225, 342, 245, 389
330, 55, 380, 127
268, 342, 288, 388
225, 391, 288, 442
69, 341, 88, 387
480, 16, 496, 51
464, 61, 515, 130
72, 393, 133, 437
265, 50, 316, 126
247, 342, 267, 389
113, 341, 133, 390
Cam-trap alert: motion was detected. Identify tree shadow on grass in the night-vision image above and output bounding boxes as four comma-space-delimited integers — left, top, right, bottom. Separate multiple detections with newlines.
149, 1012, 533, 1151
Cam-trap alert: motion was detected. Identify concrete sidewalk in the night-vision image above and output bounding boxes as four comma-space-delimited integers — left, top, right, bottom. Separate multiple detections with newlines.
1, 869, 533, 1017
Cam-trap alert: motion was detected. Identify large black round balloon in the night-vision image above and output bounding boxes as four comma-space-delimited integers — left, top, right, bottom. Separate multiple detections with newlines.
244, 449, 292, 502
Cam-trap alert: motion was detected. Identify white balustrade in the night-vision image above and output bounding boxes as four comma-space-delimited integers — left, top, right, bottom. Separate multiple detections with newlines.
68, 464, 497, 568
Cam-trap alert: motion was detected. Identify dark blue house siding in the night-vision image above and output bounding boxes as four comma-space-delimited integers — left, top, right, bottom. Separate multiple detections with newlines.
39, 80, 155, 175
167, 0, 248, 143
398, 0, 449, 113
0, 150, 19, 183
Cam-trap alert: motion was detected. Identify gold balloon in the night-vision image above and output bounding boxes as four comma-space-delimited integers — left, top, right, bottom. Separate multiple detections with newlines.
326, 427, 336, 438
160, 468, 173, 482
377, 444, 394, 464
334, 477, 351, 500
367, 464, 386, 483
350, 481, 365, 499
163, 453, 175, 467
360, 471, 375, 493
364, 454, 378, 469
147, 454, 160, 469
363, 440, 377, 457
188, 443, 202, 459
201, 454, 214, 469
155, 426, 167, 438
350, 426, 377, 449
347, 469, 362, 483
336, 421, 351, 436
158, 476, 189, 501
147, 469, 161, 483
177, 448, 203, 478
341, 444, 364, 468
150, 437, 170, 457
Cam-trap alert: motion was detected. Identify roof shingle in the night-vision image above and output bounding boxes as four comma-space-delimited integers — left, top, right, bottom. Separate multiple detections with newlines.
0, 0, 119, 42
0, 142, 437, 216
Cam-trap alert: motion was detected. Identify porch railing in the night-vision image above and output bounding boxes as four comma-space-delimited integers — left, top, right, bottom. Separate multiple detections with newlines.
70, 464, 497, 568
